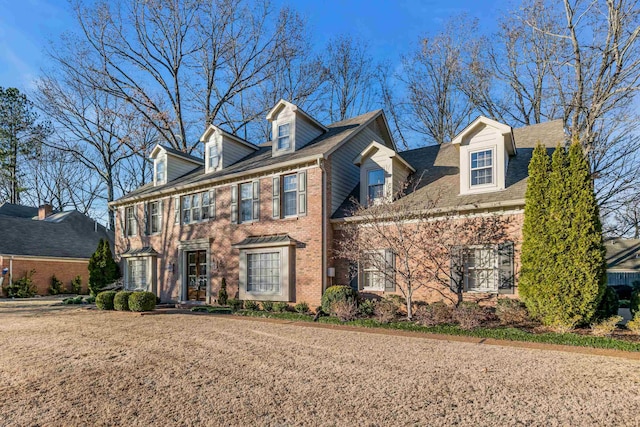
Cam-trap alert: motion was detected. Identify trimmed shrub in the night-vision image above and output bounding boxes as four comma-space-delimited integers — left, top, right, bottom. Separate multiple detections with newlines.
244, 300, 259, 311
331, 300, 358, 322
217, 278, 228, 306
4, 270, 37, 298
590, 315, 622, 337
627, 313, 640, 334
495, 299, 529, 326
374, 297, 398, 324
414, 302, 454, 327
321, 285, 358, 314
454, 302, 485, 330
358, 299, 376, 317
631, 288, 640, 318
273, 302, 289, 313
261, 301, 274, 312
128, 291, 156, 312
114, 291, 133, 311
294, 302, 310, 314
96, 290, 117, 310
71, 275, 82, 294
228, 299, 243, 312
49, 275, 64, 295
595, 287, 619, 320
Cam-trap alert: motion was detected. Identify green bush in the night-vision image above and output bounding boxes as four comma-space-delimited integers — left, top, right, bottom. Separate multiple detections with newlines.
228, 299, 243, 312
630, 287, 640, 318
4, 272, 36, 298
217, 278, 228, 305
321, 285, 358, 314
294, 302, 310, 314
191, 306, 233, 314
627, 313, 640, 334
128, 291, 156, 312
96, 290, 117, 310
88, 239, 120, 296
262, 301, 274, 312
595, 287, 619, 319
71, 276, 82, 294
114, 291, 133, 311
84, 295, 96, 304
273, 302, 289, 313
244, 300, 259, 311
49, 275, 64, 295
358, 299, 376, 316
619, 299, 630, 309
590, 315, 623, 337
62, 296, 84, 305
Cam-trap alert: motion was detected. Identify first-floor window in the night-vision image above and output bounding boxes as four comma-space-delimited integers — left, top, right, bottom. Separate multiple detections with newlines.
362, 251, 385, 291
464, 246, 497, 292
127, 258, 147, 291
247, 252, 280, 293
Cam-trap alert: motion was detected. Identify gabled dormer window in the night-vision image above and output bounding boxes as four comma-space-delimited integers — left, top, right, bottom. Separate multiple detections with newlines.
208, 144, 220, 170
470, 149, 493, 186
156, 159, 165, 184
277, 123, 291, 151
367, 169, 385, 204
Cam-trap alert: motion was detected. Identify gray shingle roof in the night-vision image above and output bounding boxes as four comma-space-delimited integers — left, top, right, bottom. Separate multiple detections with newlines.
606, 239, 640, 271
232, 234, 296, 248
161, 144, 205, 164
0, 207, 114, 258
114, 110, 383, 204
0, 203, 39, 218
333, 119, 565, 218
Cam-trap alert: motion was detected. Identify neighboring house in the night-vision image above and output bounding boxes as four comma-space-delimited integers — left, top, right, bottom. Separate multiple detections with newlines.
110, 100, 565, 306
605, 239, 640, 287
0, 203, 114, 295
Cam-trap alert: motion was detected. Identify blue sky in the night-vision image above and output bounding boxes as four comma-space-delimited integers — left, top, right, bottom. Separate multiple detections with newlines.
0, 0, 506, 92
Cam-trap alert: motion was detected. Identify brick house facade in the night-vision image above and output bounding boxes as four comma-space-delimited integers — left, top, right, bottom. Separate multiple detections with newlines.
111, 101, 565, 307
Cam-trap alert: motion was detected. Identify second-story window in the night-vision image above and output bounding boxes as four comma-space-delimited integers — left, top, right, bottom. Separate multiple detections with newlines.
277, 123, 290, 150
283, 174, 297, 217
367, 169, 385, 204
125, 206, 137, 236
208, 144, 219, 170
156, 159, 165, 183
148, 201, 160, 234
470, 149, 493, 186
182, 191, 216, 224
240, 182, 253, 222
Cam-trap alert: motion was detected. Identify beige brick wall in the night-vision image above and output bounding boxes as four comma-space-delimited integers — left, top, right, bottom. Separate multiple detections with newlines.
1, 257, 89, 295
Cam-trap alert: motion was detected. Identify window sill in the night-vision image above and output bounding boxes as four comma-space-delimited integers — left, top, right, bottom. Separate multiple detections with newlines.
362, 287, 385, 292
465, 289, 499, 294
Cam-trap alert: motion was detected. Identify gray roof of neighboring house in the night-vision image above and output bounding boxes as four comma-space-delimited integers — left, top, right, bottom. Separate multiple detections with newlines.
606, 239, 640, 271
0, 206, 114, 259
332, 119, 565, 218
0, 203, 40, 218
114, 110, 382, 204
161, 144, 205, 164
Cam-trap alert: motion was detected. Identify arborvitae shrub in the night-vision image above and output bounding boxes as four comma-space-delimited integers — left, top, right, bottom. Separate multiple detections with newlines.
595, 287, 619, 320
294, 302, 310, 314
321, 285, 358, 314
114, 291, 133, 311
88, 239, 120, 296
128, 291, 156, 312
217, 278, 228, 305
96, 290, 117, 310
49, 275, 64, 295
71, 275, 83, 294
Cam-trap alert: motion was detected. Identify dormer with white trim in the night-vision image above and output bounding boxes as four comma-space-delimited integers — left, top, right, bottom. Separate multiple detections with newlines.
150, 145, 203, 186
451, 116, 516, 196
199, 125, 259, 174
353, 141, 415, 206
266, 99, 327, 157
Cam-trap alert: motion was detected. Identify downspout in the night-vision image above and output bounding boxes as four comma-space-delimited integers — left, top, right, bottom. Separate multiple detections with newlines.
317, 158, 327, 295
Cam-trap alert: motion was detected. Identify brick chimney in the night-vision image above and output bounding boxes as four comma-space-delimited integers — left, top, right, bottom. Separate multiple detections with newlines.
38, 204, 53, 220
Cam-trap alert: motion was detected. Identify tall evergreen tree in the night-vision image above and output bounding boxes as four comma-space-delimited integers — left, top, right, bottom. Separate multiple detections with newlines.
88, 239, 120, 296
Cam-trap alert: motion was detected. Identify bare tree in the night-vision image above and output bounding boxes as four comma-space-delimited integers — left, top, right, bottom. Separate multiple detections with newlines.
323, 34, 379, 122
335, 181, 514, 320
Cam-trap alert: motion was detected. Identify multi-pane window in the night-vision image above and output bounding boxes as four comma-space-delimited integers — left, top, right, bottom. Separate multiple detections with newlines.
182, 190, 215, 224
464, 247, 497, 292
283, 174, 297, 217
240, 183, 253, 222
126, 258, 147, 291
148, 201, 160, 234
247, 252, 280, 293
362, 251, 385, 291
156, 159, 165, 183
208, 144, 219, 170
368, 169, 385, 203
125, 206, 137, 236
277, 123, 290, 150
470, 150, 493, 186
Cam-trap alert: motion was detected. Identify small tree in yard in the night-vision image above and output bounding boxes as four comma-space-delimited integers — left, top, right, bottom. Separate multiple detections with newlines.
336, 180, 514, 320
88, 239, 120, 296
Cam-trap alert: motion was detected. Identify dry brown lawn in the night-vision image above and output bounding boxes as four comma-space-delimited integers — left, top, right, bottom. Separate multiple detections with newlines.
1, 304, 640, 426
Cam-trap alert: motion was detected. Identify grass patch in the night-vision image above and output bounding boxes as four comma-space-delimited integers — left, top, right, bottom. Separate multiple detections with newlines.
191, 306, 233, 314
234, 310, 640, 352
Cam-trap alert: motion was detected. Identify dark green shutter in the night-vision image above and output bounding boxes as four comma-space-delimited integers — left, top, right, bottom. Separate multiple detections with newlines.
252, 180, 260, 220
298, 171, 307, 216
498, 242, 515, 294
384, 249, 396, 292
231, 185, 238, 223
450, 246, 463, 293
272, 176, 280, 218
143, 202, 149, 235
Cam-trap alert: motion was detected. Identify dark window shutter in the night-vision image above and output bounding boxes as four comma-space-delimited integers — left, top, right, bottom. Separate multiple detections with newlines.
384, 249, 396, 292
357, 260, 364, 291
252, 180, 260, 220
231, 185, 238, 223
450, 246, 463, 293
272, 176, 280, 218
119, 208, 125, 237
144, 202, 150, 235
298, 171, 307, 216
498, 242, 515, 294
158, 200, 163, 232
348, 261, 359, 291
210, 190, 216, 220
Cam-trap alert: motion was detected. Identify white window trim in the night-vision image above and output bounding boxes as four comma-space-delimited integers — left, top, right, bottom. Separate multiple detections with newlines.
126, 257, 149, 292
464, 245, 499, 293
208, 144, 220, 171
239, 182, 255, 223
366, 168, 386, 206
238, 245, 292, 302
155, 159, 166, 185
246, 251, 281, 295
125, 206, 137, 237
361, 250, 385, 291
282, 174, 298, 218
149, 201, 161, 235
276, 122, 291, 151
469, 148, 495, 189
181, 190, 216, 225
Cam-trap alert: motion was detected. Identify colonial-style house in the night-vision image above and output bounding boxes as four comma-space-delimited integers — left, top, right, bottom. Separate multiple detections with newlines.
110, 100, 564, 307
